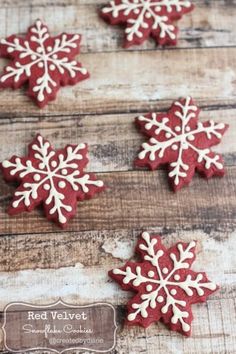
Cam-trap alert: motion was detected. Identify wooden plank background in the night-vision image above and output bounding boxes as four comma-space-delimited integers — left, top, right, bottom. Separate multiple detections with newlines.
0, 0, 235, 353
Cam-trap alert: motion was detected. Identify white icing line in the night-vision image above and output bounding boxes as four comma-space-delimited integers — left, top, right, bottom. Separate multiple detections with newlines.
4, 135, 104, 224
114, 233, 216, 332
0, 20, 87, 103
102, 0, 192, 42
138, 97, 226, 186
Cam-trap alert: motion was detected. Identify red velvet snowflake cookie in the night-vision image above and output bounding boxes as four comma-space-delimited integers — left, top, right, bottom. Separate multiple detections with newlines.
1, 134, 105, 227
0, 19, 89, 108
101, 0, 194, 47
135, 97, 228, 191
109, 232, 218, 335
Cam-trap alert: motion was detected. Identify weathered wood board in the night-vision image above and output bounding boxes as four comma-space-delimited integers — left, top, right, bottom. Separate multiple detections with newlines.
0, 0, 235, 353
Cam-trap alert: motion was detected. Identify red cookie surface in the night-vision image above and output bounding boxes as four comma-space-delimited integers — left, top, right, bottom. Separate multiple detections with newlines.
135, 97, 228, 191
0, 19, 89, 108
109, 232, 218, 336
101, 0, 194, 47
1, 134, 105, 228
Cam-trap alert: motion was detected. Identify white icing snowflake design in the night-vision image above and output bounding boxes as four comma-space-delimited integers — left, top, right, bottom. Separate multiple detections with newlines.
110, 232, 217, 335
135, 97, 228, 190
0, 19, 89, 107
1, 135, 104, 227
101, 0, 194, 47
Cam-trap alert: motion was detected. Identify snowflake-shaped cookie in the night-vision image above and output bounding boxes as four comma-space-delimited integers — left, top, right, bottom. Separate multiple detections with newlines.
135, 97, 228, 191
109, 232, 218, 335
0, 19, 89, 107
0, 134, 105, 227
101, 0, 194, 47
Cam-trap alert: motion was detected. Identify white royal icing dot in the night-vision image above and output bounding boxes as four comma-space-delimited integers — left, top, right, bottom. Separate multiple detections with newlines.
146, 285, 153, 292
51, 160, 57, 168
183, 323, 190, 332
43, 183, 50, 191
148, 270, 155, 278
33, 174, 41, 182
162, 267, 168, 275
158, 250, 164, 257
157, 296, 164, 303
58, 181, 66, 189
171, 144, 178, 151
39, 163, 45, 170
38, 62, 44, 68
12, 201, 18, 208
185, 126, 191, 132
127, 313, 136, 321
79, 143, 86, 150
47, 46, 52, 52
142, 231, 149, 238
170, 289, 177, 296
2, 160, 10, 168
31, 54, 37, 60
155, 6, 161, 12
187, 134, 195, 141
61, 169, 67, 176
165, 132, 171, 139
174, 274, 180, 281
36, 47, 43, 53
175, 126, 181, 132
49, 64, 56, 71
96, 181, 104, 188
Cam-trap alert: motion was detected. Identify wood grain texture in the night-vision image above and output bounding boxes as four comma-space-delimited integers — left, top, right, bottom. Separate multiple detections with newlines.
0, 226, 235, 353
0, 167, 236, 235
0, 106, 234, 173
0, 1, 236, 53
0, 0, 235, 353
0, 47, 236, 116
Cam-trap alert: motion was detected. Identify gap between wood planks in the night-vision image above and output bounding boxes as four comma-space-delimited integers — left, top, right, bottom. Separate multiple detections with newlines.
0, 300, 234, 354
0, 46, 235, 117
0, 106, 234, 172
0, 224, 235, 270
0, 108, 235, 236
1, 0, 235, 5
0, 167, 236, 235
0, 101, 236, 120
0, 100, 236, 120
0, 0, 235, 56
0, 227, 234, 351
